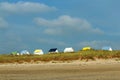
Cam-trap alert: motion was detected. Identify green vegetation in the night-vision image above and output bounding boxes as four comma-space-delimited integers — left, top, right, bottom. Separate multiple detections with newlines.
0, 50, 120, 63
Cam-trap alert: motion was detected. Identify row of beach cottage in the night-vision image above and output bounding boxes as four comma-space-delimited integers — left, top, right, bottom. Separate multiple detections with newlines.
11, 46, 113, 55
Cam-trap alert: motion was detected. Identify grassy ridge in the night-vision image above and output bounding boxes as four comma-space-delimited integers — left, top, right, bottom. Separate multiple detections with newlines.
0, 50, 120, 63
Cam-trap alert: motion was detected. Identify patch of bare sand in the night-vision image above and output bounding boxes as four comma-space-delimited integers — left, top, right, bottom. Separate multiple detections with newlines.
0, 59, 120, 80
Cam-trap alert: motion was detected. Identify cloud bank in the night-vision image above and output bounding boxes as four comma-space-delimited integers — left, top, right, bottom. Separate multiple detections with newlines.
34, 15, 104, 35
0, 2, 57, 14
0, 17, 8, 29
37, 38, 67, 46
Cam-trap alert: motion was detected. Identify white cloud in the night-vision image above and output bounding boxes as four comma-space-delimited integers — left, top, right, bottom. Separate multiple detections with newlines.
34, 15, 104, 35
37, 38, 67, 46
108, 32, 120, 36
0, 17, 8, 29
44, 28, 63, 35
0, 2, 57, 14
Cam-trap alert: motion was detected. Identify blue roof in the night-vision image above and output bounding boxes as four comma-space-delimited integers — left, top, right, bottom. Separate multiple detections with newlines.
20, 50, 29, 54
49, 48, 57, 52
102, 46, 112, 50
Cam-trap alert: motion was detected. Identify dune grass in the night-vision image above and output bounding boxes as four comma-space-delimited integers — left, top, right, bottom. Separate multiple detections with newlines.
0, 50, 120, 63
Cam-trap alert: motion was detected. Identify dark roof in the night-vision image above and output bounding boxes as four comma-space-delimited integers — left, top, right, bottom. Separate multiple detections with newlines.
49, 48, 57, 52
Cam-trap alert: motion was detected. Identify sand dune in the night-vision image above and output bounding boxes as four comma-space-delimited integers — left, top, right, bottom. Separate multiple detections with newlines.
0, 59, 120, 80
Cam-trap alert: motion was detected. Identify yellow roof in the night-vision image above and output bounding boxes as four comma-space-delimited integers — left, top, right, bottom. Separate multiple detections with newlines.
82, 47, 91, 51
34, 49, 41, 53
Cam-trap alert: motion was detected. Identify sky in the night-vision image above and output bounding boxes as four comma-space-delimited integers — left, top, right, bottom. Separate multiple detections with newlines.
0, 0, 120, 53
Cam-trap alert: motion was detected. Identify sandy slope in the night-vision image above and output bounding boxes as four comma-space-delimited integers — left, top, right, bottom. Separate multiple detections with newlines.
0, 59, 120, 80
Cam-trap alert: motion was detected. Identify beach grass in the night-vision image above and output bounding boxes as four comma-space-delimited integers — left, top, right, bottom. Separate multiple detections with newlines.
0, 50, 120, 63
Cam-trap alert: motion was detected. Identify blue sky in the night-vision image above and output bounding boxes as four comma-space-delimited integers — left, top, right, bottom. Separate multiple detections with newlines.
0, 0, 120, 53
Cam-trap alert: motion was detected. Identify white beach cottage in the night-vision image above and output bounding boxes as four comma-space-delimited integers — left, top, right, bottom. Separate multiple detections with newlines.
34, 49, 44, 55
48, 48, 59, 53
64, 47, 74, 53
20, 50, 30, 55
102, 46, 113, 51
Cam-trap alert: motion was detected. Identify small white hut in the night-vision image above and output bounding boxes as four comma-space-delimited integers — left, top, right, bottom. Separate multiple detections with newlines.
64, 47, 74, 53
102, 46, 113, 51
34, 49, 44, 55
48, 48, 59, 53
20, 50, 30, 55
